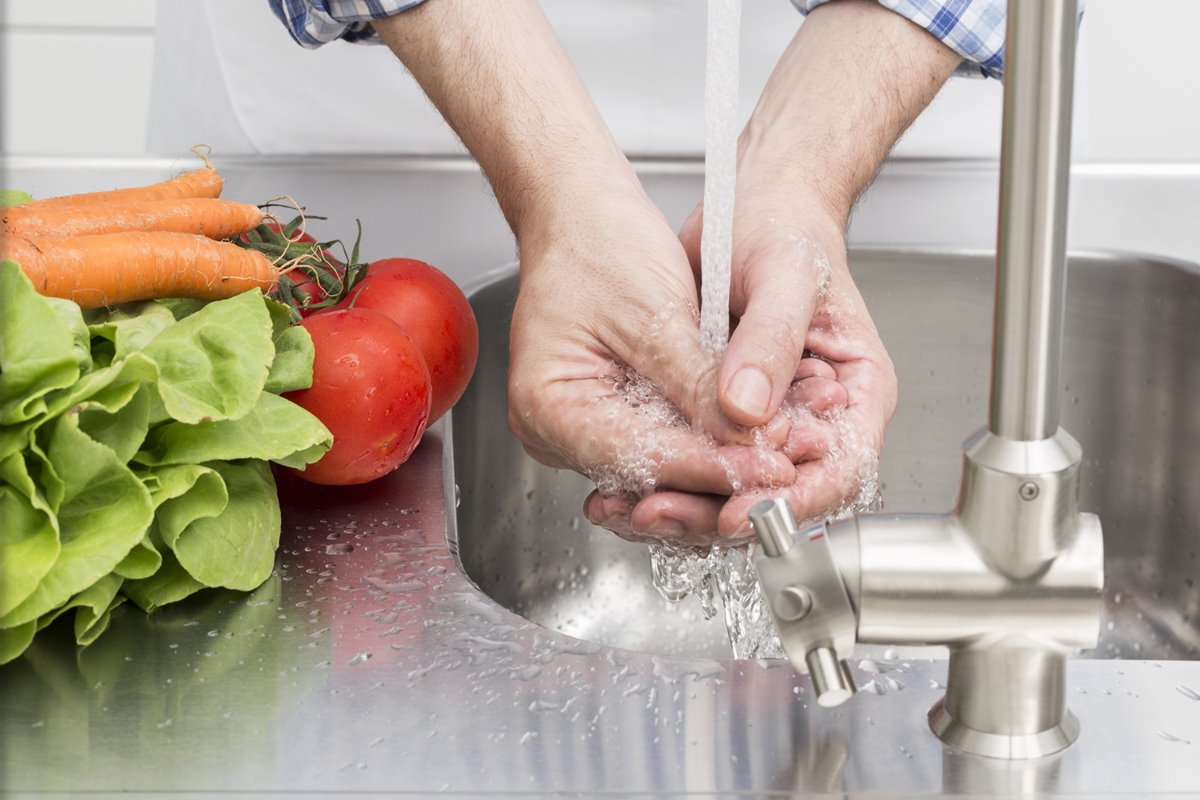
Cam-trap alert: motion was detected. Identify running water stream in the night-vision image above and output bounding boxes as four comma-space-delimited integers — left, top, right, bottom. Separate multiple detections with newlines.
646, 0, 878, 659
649, 0, 782, 660
697, 0, 741, 358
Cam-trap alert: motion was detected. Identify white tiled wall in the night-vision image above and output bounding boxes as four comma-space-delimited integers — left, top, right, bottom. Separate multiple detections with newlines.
0, 0, 156, 155
0, 0, 1197, 162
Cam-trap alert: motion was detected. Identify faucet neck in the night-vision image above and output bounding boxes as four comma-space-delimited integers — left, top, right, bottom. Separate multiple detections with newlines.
990, 0, 1079, 441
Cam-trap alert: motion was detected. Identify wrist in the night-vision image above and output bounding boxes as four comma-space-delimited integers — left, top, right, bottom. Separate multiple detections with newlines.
738, 133, 855, 232
503, 151, 645, 252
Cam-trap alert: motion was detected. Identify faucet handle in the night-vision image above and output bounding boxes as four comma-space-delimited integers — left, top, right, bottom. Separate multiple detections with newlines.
749, 498, 859, 707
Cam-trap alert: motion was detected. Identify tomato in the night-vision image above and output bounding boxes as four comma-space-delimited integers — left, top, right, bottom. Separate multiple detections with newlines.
338, 258, 478, 423
284, 308, 431, 485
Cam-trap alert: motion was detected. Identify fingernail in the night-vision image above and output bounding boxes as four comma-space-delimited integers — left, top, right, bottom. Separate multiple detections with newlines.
646, 519, 686, 539
727, 367, 773, 420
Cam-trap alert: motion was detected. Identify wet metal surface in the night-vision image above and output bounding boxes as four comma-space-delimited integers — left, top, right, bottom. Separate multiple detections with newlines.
458, 253, 1200, 667
1, 158, 1198, 796
2, 428, 1200, 795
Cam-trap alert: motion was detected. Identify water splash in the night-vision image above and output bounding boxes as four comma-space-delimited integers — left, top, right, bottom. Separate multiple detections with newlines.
649, 544, 780, 659
648, 468, 879, 659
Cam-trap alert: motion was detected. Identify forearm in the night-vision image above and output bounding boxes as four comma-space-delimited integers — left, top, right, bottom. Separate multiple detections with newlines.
371, 0, 639, 247
741, 0, 961, 226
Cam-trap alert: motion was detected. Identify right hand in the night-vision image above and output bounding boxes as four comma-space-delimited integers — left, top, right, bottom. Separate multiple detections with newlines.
582, 188, 895, 542
507, 181, 796, 546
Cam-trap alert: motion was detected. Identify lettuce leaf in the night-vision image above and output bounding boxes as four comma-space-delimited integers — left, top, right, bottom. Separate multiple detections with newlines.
143, 289, 274, 424
0, 261, 82, 425
0, 265, 333, 664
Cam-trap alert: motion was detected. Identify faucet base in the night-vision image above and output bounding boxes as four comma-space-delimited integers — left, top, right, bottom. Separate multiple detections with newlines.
929, 698, 1080, 759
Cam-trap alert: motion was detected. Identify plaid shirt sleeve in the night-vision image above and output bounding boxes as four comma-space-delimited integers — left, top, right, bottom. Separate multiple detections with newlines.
267, 0, 427, 48
272, 0, 1081, 81
793, 0, 1007, 79
792, 0, 1086, 80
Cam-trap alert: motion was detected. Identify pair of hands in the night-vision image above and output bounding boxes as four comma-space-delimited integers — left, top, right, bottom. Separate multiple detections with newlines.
368, 0, 959, 544
507, 177, 897, 547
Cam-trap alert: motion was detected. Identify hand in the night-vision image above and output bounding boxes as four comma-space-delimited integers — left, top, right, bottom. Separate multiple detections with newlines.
508, 182, 797, 546
583, 187, 897, 540
695, 188, 897, 533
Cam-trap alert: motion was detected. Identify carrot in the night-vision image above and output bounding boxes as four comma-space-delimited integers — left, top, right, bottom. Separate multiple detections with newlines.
1, 198, 266, 239
20, 168, 223, 211
2, 232, 277, 309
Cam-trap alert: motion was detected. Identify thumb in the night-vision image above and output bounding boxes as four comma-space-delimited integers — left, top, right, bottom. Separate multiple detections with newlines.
718, 242, 825, 427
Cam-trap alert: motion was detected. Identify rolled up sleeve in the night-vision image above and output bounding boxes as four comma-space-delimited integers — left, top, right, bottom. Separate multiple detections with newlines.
268, 0, 428, 48
793, 0, 1009, 79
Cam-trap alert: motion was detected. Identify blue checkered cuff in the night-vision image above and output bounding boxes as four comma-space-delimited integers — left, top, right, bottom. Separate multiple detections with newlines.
793, 0, 1009, 79
268, 0, 426, 48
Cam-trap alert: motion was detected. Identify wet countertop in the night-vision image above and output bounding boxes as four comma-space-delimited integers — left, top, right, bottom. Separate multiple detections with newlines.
3, 420, 1200, 798
2, 156, 1199, 797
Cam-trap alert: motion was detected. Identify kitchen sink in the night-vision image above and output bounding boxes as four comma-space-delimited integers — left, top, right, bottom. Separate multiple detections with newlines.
454, 249, 1200, 661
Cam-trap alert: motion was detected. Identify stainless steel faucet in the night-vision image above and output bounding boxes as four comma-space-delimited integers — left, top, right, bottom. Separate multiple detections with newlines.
750, 0, 1104, 759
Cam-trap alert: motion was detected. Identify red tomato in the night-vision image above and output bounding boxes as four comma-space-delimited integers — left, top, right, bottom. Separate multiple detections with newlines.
338, 258, 478, 423
284, 308, 431, 485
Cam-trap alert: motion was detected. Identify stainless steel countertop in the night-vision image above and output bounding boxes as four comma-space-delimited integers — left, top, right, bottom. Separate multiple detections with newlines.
2, 156, 1198, 797
3, 419, 1199, 797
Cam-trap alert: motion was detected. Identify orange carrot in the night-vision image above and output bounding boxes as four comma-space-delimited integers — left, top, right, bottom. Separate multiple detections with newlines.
21, 168, 224, 210
2, 232, 277, 309
1, 198, 266, 239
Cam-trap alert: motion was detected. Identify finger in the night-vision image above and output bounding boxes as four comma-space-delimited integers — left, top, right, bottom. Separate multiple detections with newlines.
718, 239, 830, 427
789, 375, 848, 416
613, 297, 788, 449
717, 405, 883, 537
513, 378, 796, 498
796, 355, 836, 380
717, 459, 859, 537
587, 489, 749, 547
631, 491, 735, 544
779, 405, 838, 464
582, 490, 644, 543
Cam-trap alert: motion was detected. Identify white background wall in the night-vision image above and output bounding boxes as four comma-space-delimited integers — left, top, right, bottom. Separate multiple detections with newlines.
0, 0, 157, 155
2, 0, 1199, 163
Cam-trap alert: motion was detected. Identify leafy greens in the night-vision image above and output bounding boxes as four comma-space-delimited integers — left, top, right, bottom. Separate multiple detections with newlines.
0, 260, 332, 664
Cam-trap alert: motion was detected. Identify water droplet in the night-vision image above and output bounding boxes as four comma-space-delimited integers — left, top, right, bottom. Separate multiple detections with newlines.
1157, 730, 1191, 745
348, 652, 373, 665
325, 542, 354, 555
1177, 685, 1200, 702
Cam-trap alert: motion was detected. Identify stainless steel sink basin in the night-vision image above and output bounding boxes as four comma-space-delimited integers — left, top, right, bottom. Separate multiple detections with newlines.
454, 249, 1200, 661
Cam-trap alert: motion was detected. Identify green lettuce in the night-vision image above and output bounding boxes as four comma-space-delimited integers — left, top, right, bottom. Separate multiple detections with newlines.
0, 260, 332, 664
